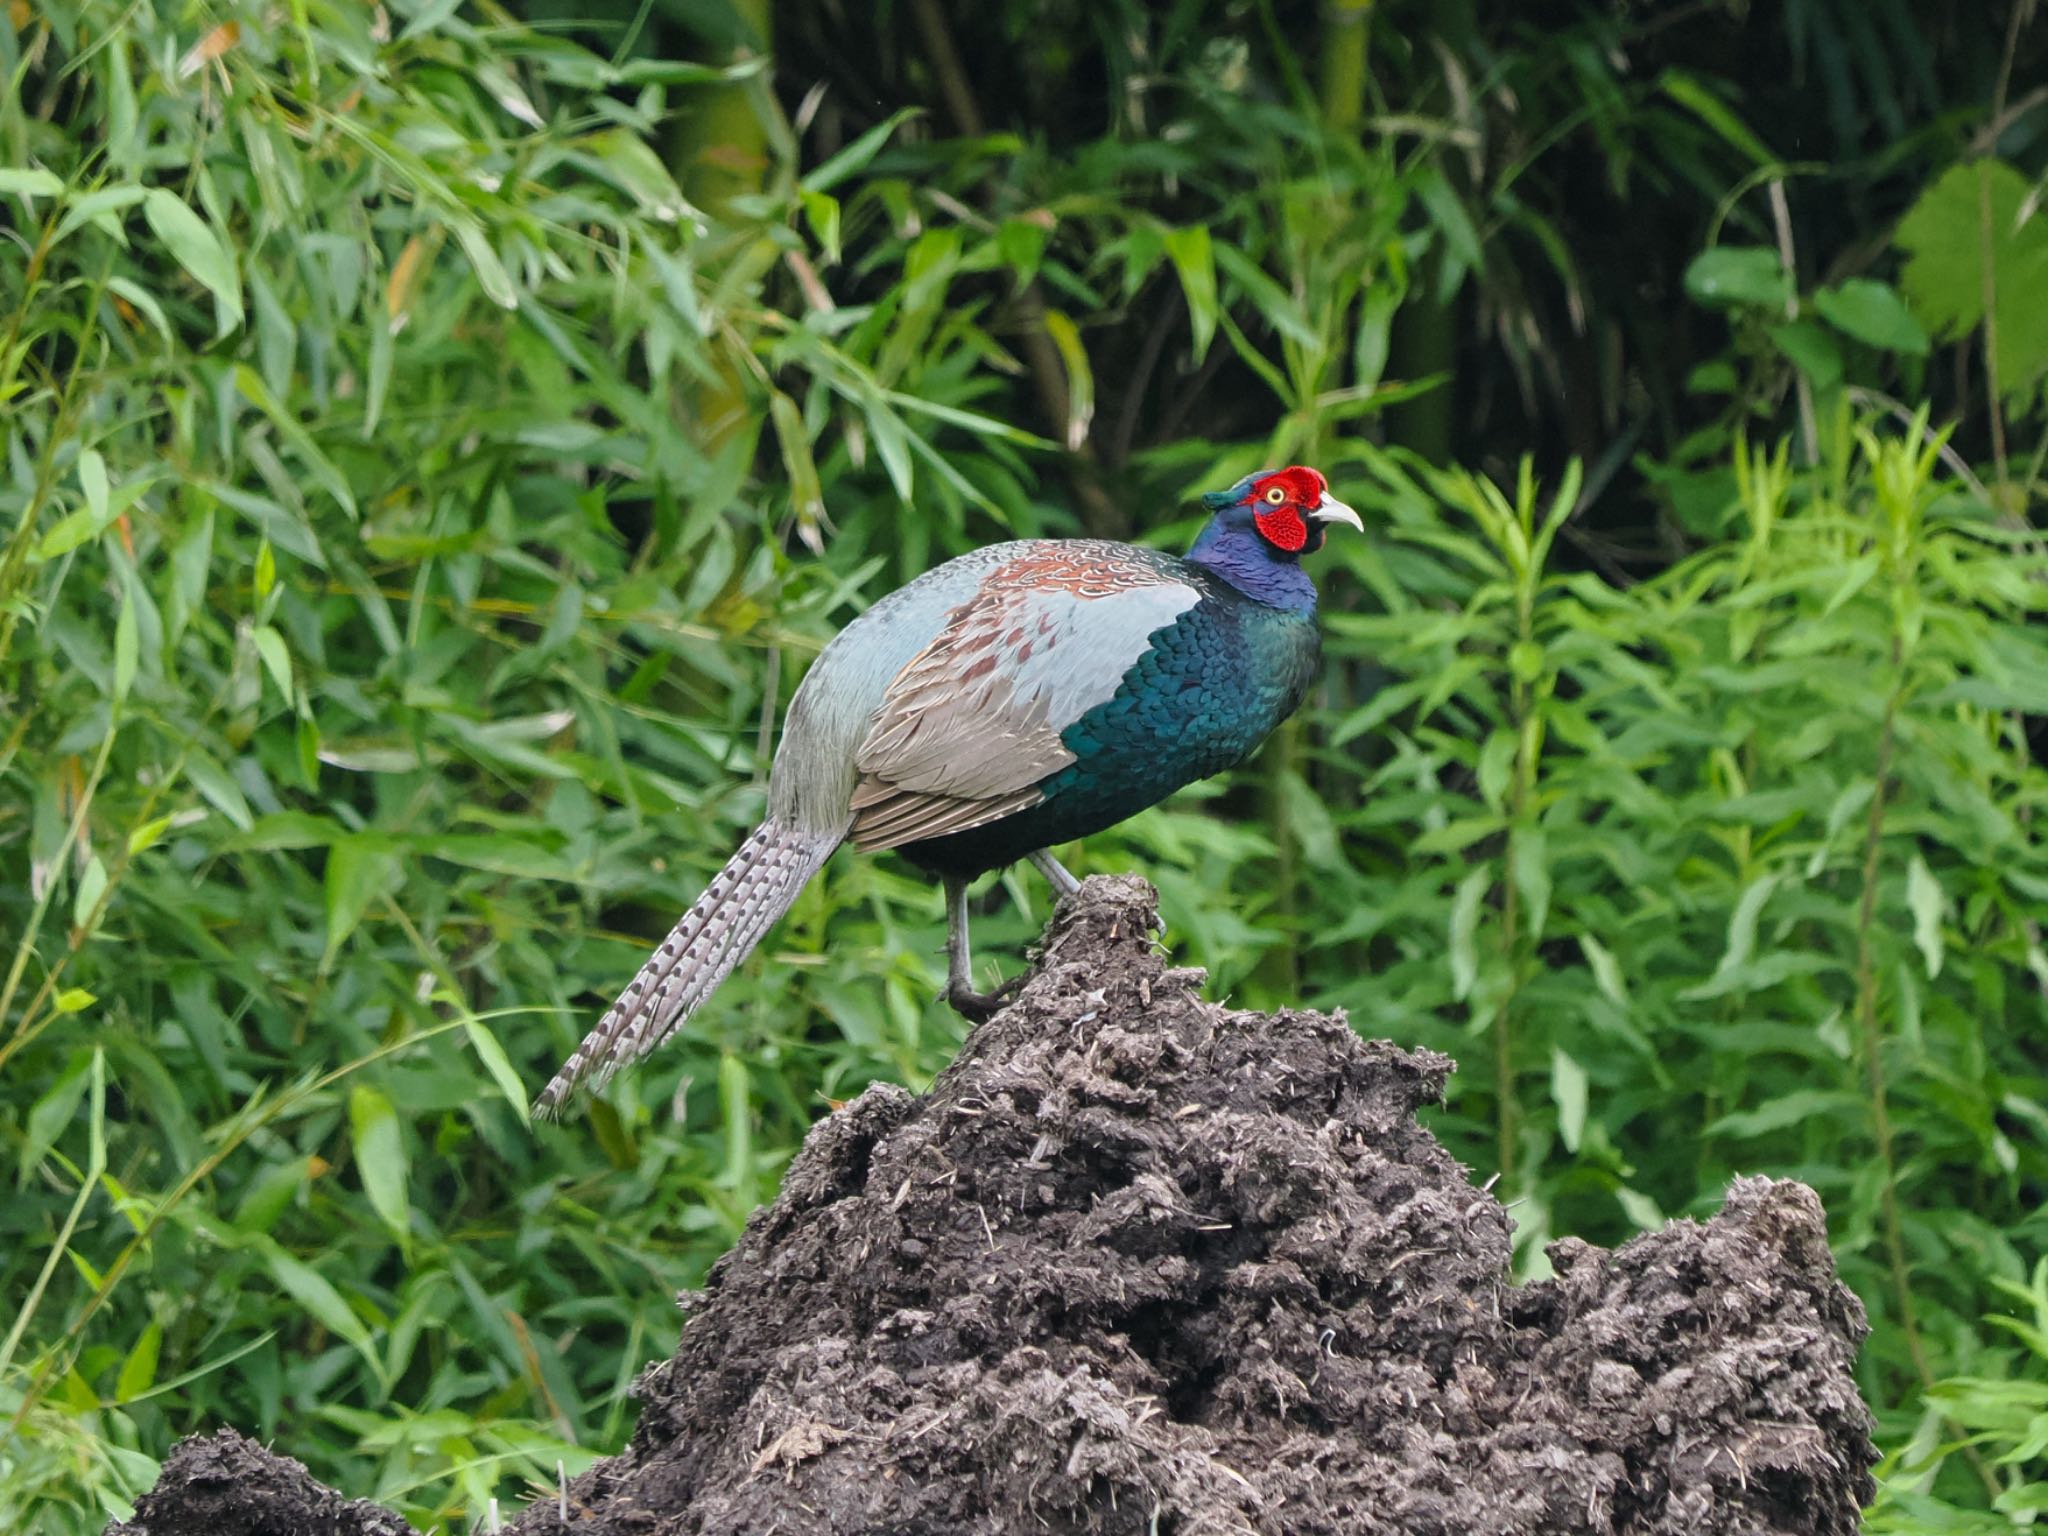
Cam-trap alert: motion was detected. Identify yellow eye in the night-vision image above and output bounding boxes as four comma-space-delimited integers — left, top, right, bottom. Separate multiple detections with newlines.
1263, 486, 1287, 505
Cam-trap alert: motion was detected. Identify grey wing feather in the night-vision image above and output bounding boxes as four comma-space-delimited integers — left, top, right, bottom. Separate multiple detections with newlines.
847, 552, 1199, 852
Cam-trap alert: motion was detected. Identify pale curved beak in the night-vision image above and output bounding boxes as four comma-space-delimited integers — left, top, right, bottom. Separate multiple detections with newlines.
1310, 493, 1363, 532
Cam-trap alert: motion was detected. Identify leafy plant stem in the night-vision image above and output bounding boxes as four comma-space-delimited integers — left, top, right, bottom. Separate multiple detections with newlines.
1768, 179, 1817, 466
0, 726, 117, 1058
1975, 160, 2008, 484
1262, 718, 1303, 996
0, 1051, 104, 1389
0, 215, 56, 408
1495, 815, 1520, 1188
6, 1016, 480, 1436
0, 266, 105, 674
1318, 0, 1375, 133
1495, 600, 1536, 1189
1851, 643, 2001, 1503
1852, 666, 1913, 1363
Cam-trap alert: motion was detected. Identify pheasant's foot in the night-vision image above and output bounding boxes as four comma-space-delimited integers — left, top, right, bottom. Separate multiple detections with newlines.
946, 972, 1025, 1023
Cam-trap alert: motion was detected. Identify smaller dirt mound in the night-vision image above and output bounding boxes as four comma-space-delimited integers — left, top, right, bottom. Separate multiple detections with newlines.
521, 876, 1875, 1535
112, 876, 1876, 1536
106, 1427, 411, 1536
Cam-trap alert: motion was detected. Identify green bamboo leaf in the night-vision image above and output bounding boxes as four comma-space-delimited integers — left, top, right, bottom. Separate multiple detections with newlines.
53, 184, 146, 244
232, 365, 357, 518
473, 59, 545, 129
465, 1018, 530, 1117
234, 1156, 312, 1233
1213, 244, 1318, 348
78, 449, 109, 525
616, 55, 767, 86
261, 1242, 382, 1380
322, 836, 398, 969
184, 751, 254, 831
800, 188, 840, 261
73, 854, 108, 928
769, 391, 826, 553
34, 509, 100, 561
1680, 950, 1836, 1002
115, 1320, 163, 1403
1512, 826, 1551, 943
1659, 69, 1775, 168
1039, 308, 1094, 451
297, 716, 322, 789
106, 276, 173, 341
1162, 224, 1217, 363
867, 402, 913, 501
0, 167, 64, 198
451, 219, 518, 309
1415, 168, 1482, 291
126, 816, 173, 856
113, 1333, 276, 1410
253, 624, 293, 702
720, 1050, 752, 1189
113, 590, 138, 700
802, 107, 919, 195
18, 1053, 92, 1186
141, 187, 243, 334
997, 217, 1047, 286
582, 128, 692, 223
348, 1085, 410, 1240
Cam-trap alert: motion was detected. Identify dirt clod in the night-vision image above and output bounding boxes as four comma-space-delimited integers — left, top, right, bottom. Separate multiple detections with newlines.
115, 876, 1876, 1535
106, 1426, 412, 1536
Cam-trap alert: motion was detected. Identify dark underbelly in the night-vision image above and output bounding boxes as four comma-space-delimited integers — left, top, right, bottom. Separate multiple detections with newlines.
897, 783, 1169, 879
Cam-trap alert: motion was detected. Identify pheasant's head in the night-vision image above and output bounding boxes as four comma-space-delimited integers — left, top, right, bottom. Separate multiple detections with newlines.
1201, 465, 1362, 557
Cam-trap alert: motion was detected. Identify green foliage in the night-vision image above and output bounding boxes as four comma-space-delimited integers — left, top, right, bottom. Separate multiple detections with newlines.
4, 0, 2048, 1532
1327, 415, 2048, 1439
0, 0, 1031, 1526
1871, 1259, 2048, 1531
1896, 162, 2048, 408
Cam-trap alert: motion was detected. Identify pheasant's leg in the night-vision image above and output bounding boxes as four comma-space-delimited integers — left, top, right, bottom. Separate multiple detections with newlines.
944, 876, 1023, 1022
1027, 848, 1083, 898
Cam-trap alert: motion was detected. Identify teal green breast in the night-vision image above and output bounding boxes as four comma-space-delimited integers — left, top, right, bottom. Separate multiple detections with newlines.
900, 589, 1319, 878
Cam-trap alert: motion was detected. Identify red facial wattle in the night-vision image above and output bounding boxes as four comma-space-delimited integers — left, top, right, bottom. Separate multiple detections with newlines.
1254, 504, 1309, 551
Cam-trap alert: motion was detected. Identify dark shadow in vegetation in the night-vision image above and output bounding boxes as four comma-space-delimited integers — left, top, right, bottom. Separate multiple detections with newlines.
112, 878, 1875, 1535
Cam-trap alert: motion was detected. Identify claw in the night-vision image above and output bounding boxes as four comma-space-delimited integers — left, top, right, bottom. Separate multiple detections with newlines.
947, 972, 1025, 1023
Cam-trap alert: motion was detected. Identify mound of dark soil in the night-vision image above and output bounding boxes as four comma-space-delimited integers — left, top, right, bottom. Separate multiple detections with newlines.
107, 1426, 412, 1536
113, 876, 1875, 1536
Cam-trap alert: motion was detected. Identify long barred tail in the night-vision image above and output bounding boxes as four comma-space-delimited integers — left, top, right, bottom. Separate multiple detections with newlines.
534, 817, 840, 1119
